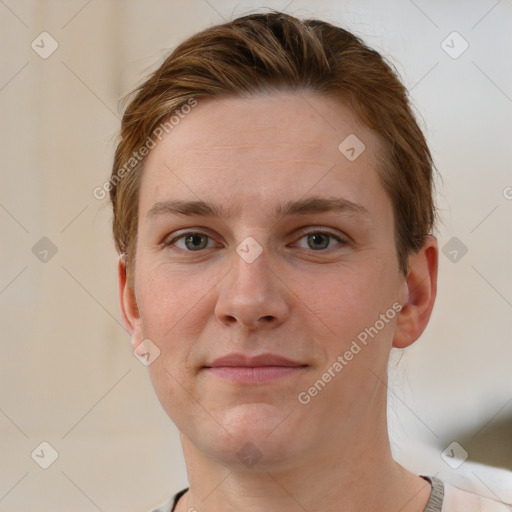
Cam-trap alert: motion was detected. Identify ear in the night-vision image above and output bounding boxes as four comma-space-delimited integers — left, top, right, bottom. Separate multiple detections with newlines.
118, 254, 143, 350
393, 235, 438, 349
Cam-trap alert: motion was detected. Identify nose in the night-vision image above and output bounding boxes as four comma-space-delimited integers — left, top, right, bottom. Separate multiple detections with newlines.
214, 243, 290, 331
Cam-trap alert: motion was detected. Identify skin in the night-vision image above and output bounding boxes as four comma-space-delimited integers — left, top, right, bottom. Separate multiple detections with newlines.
118, 92, 438, 512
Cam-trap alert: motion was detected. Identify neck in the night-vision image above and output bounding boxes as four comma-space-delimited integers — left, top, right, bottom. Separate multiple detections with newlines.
176, 390, 431, 512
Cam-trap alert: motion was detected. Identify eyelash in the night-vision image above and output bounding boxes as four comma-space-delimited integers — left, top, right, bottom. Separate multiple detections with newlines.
163, 229, 348, 253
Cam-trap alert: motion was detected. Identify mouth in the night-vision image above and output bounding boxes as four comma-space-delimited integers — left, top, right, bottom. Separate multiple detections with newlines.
202, 353, 308, 384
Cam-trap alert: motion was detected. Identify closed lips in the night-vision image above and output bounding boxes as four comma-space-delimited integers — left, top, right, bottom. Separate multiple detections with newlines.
203, 353, 308, 384
204, 353, 307, 368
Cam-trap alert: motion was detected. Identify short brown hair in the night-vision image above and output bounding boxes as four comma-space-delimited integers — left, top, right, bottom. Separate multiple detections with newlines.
110, 11, 436, 286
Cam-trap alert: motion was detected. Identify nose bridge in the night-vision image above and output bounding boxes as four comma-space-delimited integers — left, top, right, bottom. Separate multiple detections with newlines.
215, 237, 289, 328
234, 240, 270, 297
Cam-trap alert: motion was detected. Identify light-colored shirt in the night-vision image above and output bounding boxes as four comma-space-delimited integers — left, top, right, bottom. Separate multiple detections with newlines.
440, 479, 512, 511
151, 476, 512, 512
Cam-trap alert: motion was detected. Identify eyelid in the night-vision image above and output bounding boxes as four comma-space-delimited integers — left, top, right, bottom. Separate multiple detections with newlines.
292, 226, 349, 242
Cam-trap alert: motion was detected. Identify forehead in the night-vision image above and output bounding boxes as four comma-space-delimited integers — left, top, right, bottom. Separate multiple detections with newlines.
139, 92, 390, 223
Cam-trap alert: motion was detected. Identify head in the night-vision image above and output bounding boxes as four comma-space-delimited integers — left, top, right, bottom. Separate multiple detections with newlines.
112, 12, 438, 470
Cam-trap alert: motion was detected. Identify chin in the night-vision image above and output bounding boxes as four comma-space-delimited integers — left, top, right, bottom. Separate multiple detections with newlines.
192, 402, 306, 471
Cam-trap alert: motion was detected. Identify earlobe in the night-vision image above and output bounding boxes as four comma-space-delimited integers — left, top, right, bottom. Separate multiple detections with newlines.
118, 255, 143, 349
393, 236, 438, 349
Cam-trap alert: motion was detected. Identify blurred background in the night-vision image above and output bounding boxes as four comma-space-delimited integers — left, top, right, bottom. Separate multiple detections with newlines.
0, 1, 511, 510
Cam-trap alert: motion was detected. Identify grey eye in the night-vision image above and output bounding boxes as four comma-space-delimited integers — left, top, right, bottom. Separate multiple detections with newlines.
170, 232, 213, 251
295, 232, 342, 251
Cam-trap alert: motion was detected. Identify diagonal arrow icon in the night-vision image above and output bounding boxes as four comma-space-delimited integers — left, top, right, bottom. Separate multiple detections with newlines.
440, 31, 468, 59
236, 237, 262, 263
31, 31, 59, 59
32, 237, 58, 262
441, 441, 468, 469
442, 237, 467, 263
134, 339, 160, 366
338, 134, 365, 161
31, 441, 59, 468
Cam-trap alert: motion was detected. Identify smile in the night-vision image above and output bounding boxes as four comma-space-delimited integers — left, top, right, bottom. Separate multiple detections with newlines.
202, 353, 308, 384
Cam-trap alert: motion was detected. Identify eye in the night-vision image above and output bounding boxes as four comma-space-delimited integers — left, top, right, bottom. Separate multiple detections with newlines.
293, 231, 346, 251
163, 229, 347, 253
165, 232, 216, 251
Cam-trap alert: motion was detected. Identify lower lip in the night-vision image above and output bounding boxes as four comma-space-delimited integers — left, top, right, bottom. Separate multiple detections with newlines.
204, 366, 306, 383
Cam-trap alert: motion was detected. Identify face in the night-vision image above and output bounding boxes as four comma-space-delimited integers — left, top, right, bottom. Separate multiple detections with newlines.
121, 92, 415, 470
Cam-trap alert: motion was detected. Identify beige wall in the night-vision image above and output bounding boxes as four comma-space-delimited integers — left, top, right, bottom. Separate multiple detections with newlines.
1, 1, 511, 510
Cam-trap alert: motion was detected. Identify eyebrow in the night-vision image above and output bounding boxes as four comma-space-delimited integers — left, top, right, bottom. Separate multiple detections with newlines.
146, 196, 370, 222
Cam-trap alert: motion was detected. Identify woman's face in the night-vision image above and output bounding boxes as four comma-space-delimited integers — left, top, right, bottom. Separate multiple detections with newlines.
122, 92, 409, 469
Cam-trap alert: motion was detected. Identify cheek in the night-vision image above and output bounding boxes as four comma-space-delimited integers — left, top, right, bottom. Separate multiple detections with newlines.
136, 260, 217, 332
292, 254, 399, 359
293, 267, 400, 414
136, 263, 217, 429
134, 259, 227, 383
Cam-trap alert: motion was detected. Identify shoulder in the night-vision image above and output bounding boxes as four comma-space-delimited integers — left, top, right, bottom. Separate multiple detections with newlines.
149, 496, 173, 512
443, 481, 512, 511
149, 488, 189, 512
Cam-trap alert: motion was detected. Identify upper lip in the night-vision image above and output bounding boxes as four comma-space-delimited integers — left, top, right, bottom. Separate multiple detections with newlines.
204, 353, 306, 368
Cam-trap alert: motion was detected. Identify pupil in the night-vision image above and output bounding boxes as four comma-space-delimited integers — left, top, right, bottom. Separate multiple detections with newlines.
309, 233, 328, 250
186, 234, 205, 250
